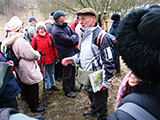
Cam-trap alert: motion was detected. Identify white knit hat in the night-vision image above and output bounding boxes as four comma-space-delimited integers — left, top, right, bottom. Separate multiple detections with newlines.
7, 16, 23, 32
36, 21, 46, 30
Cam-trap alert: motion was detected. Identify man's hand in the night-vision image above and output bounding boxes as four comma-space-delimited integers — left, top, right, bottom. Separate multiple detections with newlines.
111, 38, 117, 43
128, 74, 142, 86
61, 57, 74, 66
99, 85, 107, 91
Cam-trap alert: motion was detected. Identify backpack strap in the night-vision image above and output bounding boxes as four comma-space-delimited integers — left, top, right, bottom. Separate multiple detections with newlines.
97, 30, 106, 48
97, 31, 116, 48
6, 47, 20, 66
91, 29, 108, 57
74, 21, 77, 28
91, 28, 105, 57
34, 38, 37, 50
118, 102, 157, 120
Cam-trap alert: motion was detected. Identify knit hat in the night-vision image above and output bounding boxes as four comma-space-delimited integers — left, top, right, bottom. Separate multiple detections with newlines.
29, 16, 37, 22
36, 22, 46, 30
53, 10, 68, 20
111, 13, 120, 21
7, 16, 23, 32
77, 8, 97, 17
116, 8, 160, 85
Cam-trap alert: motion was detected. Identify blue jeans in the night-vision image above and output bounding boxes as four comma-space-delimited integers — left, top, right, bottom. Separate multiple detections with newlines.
44, 63, 55, 89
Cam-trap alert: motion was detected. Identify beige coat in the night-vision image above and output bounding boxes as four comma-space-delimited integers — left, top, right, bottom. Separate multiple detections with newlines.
3, 32, 43, 85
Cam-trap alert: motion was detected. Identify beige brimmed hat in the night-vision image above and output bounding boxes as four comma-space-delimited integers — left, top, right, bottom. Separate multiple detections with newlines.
7, 16, 23, 32
77, 8, 97, 17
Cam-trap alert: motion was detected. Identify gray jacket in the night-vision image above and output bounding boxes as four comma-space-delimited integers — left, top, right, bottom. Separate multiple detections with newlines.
26, 23, 37, 43
46, 23, 54, 35
73, 26, 115, 88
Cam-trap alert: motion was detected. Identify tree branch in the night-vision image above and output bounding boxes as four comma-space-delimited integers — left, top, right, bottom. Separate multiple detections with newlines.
50, 0, 77, 12
92, 0, 98, 11
86, 0, 93, 8
76, 0, 86, 8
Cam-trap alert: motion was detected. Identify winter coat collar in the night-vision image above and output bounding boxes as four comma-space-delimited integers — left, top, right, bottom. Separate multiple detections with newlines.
82, 25, 98, 39
36, 31, 50, 38
54, 21, 68, 28
2, 32, 24, 47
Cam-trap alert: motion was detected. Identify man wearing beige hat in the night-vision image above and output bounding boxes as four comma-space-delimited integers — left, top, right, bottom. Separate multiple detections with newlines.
62, 8, 115, 120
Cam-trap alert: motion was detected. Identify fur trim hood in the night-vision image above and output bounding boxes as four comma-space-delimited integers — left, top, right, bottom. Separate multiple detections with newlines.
116, 8, 160, 97
2, 32, 24, 47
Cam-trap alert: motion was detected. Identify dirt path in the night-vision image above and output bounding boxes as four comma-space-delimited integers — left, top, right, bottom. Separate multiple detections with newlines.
17, 59, 129, 120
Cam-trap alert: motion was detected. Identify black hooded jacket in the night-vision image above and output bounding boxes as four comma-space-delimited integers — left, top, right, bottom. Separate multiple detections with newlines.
109, 20, 120, 36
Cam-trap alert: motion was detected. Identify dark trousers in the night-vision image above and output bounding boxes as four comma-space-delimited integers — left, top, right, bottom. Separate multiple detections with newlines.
62, 65, 75, 93
15, 72, 25, 99
88, 89, 108, 120
22, 83, 39, 110
55, 62, 62, 81
115, 55, 120, 73
0, 98, 18, 110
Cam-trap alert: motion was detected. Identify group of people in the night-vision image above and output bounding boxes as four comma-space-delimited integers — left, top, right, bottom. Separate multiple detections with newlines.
0, 4, 160, 120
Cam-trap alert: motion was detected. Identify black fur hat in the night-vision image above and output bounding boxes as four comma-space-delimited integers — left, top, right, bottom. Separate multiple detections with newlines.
149, 4, 160, 9
116, 8, 160, 96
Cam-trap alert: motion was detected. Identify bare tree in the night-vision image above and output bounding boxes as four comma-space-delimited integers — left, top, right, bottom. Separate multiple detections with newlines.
0, 0, 28, 17
36, 0, 159, 19
37, 0, 108, 19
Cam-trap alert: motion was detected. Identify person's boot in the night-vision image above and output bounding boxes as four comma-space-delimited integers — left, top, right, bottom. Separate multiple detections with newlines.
35, 116, 45, 120
57, 77, 62, 82
47, 88, 52, 95
31, 107, 45, 113
52, 86, 60, 91
65, 91, 76, 98
83, 111, 97, 117
72, 87, 81, 92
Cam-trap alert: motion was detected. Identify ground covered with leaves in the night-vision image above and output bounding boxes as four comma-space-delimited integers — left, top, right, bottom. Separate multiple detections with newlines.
17, 60, 129, 120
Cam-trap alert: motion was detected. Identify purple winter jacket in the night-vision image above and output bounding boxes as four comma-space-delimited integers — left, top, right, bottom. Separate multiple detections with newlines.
52, 22, 79, 60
